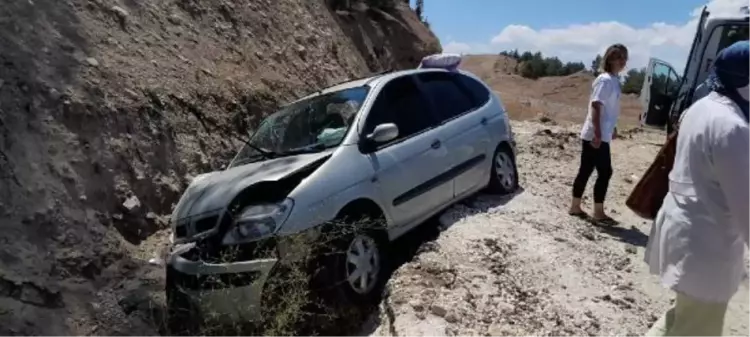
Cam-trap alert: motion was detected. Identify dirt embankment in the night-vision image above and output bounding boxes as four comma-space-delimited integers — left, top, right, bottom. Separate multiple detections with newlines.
460, 54, 643, 127
368, 122, 749, 336
0, 0, 438, 334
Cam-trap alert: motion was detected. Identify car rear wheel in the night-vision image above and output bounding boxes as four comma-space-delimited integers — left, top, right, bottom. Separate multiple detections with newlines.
488, 144, 518, 194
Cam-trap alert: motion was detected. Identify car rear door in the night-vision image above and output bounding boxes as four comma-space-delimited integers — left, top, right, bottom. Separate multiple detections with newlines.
640, 58, 681, 129
415, 71, 492, 199
362, 75, 453, 229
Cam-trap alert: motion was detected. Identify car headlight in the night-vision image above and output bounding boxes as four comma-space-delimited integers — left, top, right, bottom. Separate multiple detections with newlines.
221, 198, 294, 245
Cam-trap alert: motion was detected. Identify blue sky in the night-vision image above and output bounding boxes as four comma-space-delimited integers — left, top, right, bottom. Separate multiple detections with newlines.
419, 0, 747, 71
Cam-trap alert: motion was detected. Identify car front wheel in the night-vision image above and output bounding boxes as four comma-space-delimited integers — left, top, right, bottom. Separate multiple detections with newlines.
310, 218, 387, 307
343, 234, 382, 296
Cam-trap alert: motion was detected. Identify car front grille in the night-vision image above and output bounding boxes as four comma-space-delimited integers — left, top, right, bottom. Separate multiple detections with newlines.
191, 237, 278, 264
167, 265, 261, 290
195, 216, 218, 233
174, 214, 220, 239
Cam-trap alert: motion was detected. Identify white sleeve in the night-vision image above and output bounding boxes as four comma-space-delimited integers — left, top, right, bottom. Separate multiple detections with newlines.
590, 76, 612, 104
713, 122, 750, 245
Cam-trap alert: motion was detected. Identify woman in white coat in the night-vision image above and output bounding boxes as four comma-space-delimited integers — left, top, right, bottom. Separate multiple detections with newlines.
644, 40, 749, 336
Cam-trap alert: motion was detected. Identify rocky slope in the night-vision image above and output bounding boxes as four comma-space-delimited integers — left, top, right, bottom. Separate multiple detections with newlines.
0, 0, 439, 334
367, 122, 749, 336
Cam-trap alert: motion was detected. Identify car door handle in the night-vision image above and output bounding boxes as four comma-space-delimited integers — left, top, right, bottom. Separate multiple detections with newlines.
480, 117, 488, 125
431, 140, 441, 149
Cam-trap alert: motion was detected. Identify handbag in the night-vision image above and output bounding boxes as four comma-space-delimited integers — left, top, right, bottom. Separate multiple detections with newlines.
625, 129, 679, 220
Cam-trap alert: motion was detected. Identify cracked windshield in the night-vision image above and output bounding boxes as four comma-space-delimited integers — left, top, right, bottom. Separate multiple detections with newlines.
230, 86, 369, 167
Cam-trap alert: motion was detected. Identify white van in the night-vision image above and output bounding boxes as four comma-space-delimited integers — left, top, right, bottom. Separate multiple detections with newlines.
640, 6, 749, 133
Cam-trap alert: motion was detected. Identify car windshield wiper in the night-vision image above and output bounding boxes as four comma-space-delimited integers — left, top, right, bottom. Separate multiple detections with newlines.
277, 143, 327, 156
241, 141, 277, 159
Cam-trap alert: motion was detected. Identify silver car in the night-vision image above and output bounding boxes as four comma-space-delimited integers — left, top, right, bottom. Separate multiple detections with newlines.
165, 66, 518, 327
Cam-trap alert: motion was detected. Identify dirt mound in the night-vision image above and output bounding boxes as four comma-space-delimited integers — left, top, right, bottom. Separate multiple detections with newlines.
461, 54, 643, 126
0, 0, 438, 334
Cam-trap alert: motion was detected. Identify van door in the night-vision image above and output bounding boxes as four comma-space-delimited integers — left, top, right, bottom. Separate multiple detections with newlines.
668, 6, 710, 132
640, 58, 681, 129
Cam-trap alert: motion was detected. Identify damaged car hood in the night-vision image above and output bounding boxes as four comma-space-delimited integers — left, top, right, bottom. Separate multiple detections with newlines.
172, 151, 332, 221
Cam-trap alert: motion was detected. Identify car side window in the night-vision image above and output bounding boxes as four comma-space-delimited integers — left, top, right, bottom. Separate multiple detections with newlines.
364, 76, 436, 142
456, 73, 491, 107
416, 72, 475, 122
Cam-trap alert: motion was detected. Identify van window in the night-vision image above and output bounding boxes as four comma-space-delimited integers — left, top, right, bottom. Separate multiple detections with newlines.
652, 62, 673, 96
416, 72, 475, 121
365, 76, 437, 142
718, 24, 749, 52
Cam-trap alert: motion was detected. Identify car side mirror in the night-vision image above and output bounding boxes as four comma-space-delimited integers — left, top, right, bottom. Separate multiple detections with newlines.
359, 123, 399, 154
367, 123, 399, 144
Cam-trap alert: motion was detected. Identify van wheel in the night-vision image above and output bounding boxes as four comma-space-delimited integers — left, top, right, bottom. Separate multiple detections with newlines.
488, 144, 518, 194
310, 216, 387, 307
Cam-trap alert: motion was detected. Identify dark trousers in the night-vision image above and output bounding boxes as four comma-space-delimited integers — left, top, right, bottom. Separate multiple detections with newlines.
572, 140, 612, 203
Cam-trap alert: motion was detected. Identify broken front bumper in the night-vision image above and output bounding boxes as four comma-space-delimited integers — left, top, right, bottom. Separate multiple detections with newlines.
166, 243, 277, 324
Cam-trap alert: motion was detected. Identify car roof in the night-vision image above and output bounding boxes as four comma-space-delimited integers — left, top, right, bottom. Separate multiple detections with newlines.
367, 68, 481, 86
292, 68, 483, 103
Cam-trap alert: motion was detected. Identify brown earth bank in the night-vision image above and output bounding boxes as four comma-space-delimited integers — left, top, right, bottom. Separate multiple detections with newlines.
460, 54, 643, 127
0, 0, 438, 334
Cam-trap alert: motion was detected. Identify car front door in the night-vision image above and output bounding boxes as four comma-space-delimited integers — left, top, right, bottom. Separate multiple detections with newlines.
415, 71, 492, 199
640, 58, 680, 129
362, 75, 453, 230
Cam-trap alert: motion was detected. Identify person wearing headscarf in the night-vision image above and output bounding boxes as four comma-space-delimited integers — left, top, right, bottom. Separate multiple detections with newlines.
644, 40, 749, 336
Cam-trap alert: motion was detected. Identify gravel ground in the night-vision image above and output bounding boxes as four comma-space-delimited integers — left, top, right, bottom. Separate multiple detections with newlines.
369, 121, 749, 336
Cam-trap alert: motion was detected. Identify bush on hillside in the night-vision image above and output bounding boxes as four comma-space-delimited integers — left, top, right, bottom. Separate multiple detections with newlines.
499, 50, 586, 79
415, 0, 424, 21
501, 50, 650, 96
622, 68, 646, 95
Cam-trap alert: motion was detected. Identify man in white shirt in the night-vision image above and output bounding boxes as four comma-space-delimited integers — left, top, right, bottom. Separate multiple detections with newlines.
569, 44, 628, 225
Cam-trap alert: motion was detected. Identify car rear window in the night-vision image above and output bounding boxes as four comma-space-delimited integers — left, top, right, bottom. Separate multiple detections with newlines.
456, 73, 491, 107
416, 72, 475, 121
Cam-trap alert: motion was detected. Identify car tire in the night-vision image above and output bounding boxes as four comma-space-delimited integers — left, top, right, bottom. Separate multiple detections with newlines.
487, 143, 519, 195
310, 215, 388, 308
